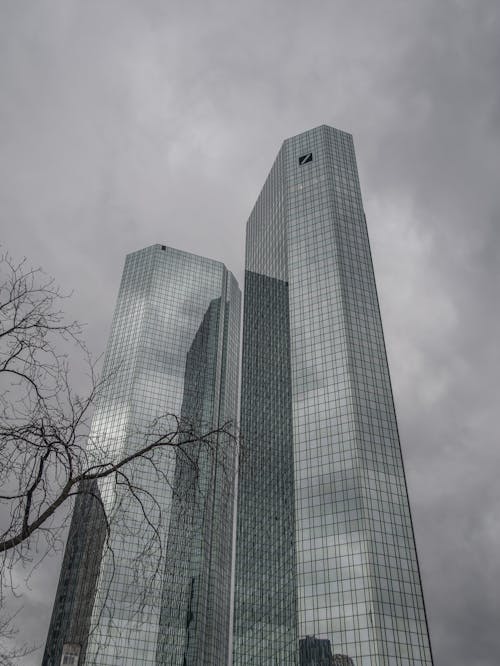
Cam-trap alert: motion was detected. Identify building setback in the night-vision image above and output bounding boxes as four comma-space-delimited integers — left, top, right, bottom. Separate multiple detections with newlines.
233, 125, 433, 665
43, 245, 240, 666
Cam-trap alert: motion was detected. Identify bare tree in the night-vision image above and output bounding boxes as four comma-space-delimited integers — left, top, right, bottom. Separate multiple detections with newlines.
0, 253, 238, 660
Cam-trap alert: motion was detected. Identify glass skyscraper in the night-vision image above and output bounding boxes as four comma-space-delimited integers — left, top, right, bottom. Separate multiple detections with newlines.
43, 244, 240, 666
233, 126, 433, 665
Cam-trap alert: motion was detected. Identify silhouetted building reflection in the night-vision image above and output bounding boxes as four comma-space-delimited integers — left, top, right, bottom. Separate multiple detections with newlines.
332, 654, 355, 666
299, 635, 355, 666
157, 297, 237, 664
299, 635, 334, 665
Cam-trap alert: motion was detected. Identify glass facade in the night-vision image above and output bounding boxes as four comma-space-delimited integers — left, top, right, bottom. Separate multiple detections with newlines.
234, 126, 433, 665
43, 244, 240, 666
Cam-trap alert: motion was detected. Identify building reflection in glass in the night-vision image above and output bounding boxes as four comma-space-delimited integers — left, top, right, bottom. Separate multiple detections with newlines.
157, 297, 237, 665
299, 634, 355, 666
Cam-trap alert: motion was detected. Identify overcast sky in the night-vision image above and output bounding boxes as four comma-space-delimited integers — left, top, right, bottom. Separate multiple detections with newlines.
1, 1, 499, 664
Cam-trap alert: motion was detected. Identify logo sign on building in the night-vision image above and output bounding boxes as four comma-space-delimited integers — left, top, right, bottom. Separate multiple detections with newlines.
298, 153, 313, 165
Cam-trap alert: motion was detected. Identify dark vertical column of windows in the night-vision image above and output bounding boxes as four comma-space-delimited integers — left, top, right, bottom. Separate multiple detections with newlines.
157, 287, 240, 666
157, 298, 223, 665
234, 151, 298, 664
42, 483, 107, 666
204, 274, 241, 665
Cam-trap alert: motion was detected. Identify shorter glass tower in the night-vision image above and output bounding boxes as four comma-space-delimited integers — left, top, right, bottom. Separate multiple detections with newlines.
43, 245, 240, 666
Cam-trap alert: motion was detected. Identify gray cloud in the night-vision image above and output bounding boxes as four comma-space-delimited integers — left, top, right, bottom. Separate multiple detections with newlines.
1, 1, 499, 663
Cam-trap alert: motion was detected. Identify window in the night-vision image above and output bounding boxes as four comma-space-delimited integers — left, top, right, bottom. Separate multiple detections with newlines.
60, 643, 81, 666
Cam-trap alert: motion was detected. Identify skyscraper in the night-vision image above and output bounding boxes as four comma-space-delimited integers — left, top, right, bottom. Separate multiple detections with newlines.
43, 244, 240, 666
233, 126, 433, 665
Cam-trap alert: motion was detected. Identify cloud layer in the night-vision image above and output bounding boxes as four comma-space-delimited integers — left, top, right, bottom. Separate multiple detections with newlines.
1, 1, 499, 663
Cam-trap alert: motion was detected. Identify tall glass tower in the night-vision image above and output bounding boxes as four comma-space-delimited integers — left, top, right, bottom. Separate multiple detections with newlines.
43, 244, 240, 666
233, 126, 433, 665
